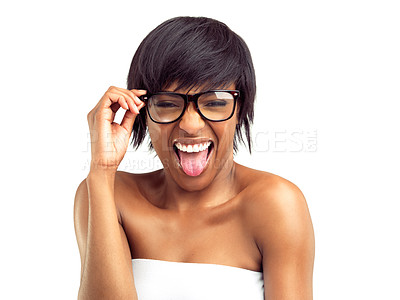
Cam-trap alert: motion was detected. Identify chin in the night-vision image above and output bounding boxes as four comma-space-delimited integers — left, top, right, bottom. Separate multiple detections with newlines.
157, 156, 215, 193
168, 159, 218, 192
175, 173, 216, 192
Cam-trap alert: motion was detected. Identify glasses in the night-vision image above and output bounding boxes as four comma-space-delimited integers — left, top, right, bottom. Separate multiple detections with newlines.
140, 90, 239, 124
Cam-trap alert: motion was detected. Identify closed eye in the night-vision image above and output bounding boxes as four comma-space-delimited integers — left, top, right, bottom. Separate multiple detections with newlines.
154, 101, 181, 108
203, 100, 228, 107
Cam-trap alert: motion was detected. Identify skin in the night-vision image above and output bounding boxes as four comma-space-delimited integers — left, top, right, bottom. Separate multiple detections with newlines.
74, 85, 315, 299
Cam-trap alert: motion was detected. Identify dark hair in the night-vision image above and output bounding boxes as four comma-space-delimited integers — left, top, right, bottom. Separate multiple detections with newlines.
127, 16, 256, 153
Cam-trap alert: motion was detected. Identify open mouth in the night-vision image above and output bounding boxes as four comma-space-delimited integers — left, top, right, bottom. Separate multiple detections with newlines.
173, 141, 214, 176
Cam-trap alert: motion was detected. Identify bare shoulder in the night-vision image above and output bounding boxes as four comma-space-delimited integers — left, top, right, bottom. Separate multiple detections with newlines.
73, 170, 142, 203
236, 163, 307, 208
74, 169, 160, 212
236, 164, 314, 254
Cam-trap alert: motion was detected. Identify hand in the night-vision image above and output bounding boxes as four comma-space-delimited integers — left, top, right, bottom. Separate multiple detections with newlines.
87, 86, 146, 171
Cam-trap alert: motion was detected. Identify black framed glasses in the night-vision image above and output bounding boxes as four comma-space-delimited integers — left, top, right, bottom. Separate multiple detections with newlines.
139, 90, 240, 124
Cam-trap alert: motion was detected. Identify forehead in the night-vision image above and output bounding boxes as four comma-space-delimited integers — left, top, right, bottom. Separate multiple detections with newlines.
164, 82, 236, 94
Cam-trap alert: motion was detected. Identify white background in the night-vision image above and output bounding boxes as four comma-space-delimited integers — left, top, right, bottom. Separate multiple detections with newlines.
1, 0, 399, 299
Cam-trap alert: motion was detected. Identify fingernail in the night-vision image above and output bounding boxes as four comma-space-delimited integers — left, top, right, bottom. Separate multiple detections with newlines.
135, 96, 143, 105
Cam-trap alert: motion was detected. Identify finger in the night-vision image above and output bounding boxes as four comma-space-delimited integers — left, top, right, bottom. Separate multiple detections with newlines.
113, 87, 139, 105
115, 89, 140, 114
92, 87, 144, 124
98, 89, 128, 109
133, 94, 144, 107
126, 96, 139, 114
130, 90, 147, 106
96, 92, 129, 124
122, 92, 145, 114
104, 92, 130, 110
129, 100, 139, 114
114, 87, 144, 107
125, 93, 146, 114
120, 109, 136, 133
131, 89, 147, 96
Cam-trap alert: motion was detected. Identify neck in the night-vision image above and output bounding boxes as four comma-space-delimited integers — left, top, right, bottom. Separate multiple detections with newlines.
160, 160, 238, 212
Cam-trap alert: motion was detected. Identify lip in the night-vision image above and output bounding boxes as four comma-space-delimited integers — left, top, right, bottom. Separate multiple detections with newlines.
172, 138, 213, 145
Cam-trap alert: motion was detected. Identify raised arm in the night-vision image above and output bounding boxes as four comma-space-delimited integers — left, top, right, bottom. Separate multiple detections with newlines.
74, 87, 146, 299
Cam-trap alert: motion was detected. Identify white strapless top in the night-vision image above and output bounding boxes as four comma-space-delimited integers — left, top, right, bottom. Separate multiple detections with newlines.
132, 258, 264, 300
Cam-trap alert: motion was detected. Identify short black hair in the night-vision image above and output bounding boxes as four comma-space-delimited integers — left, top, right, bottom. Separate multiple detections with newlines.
127, 16, 256, 153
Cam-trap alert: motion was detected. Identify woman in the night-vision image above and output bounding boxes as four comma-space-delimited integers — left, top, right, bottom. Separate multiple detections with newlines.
74, 16, 315, 300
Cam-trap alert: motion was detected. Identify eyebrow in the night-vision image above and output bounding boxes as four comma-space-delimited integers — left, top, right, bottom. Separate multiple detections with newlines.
157, 89, 236, 95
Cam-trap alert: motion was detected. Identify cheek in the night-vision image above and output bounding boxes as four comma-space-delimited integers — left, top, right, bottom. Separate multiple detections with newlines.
213, 121, 237, 147
147, 123, 173, 153
147, 123, 160, 146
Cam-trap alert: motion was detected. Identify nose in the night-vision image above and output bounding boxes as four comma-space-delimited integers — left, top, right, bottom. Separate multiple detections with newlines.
178, 102, 205, 134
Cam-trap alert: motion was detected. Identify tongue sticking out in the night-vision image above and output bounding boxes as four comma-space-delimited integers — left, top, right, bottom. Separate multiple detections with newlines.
178, 149, 208, 176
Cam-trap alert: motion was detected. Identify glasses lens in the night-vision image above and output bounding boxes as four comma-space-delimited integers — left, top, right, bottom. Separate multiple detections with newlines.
147, 94, 185, 123
198, 91, 235, 121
